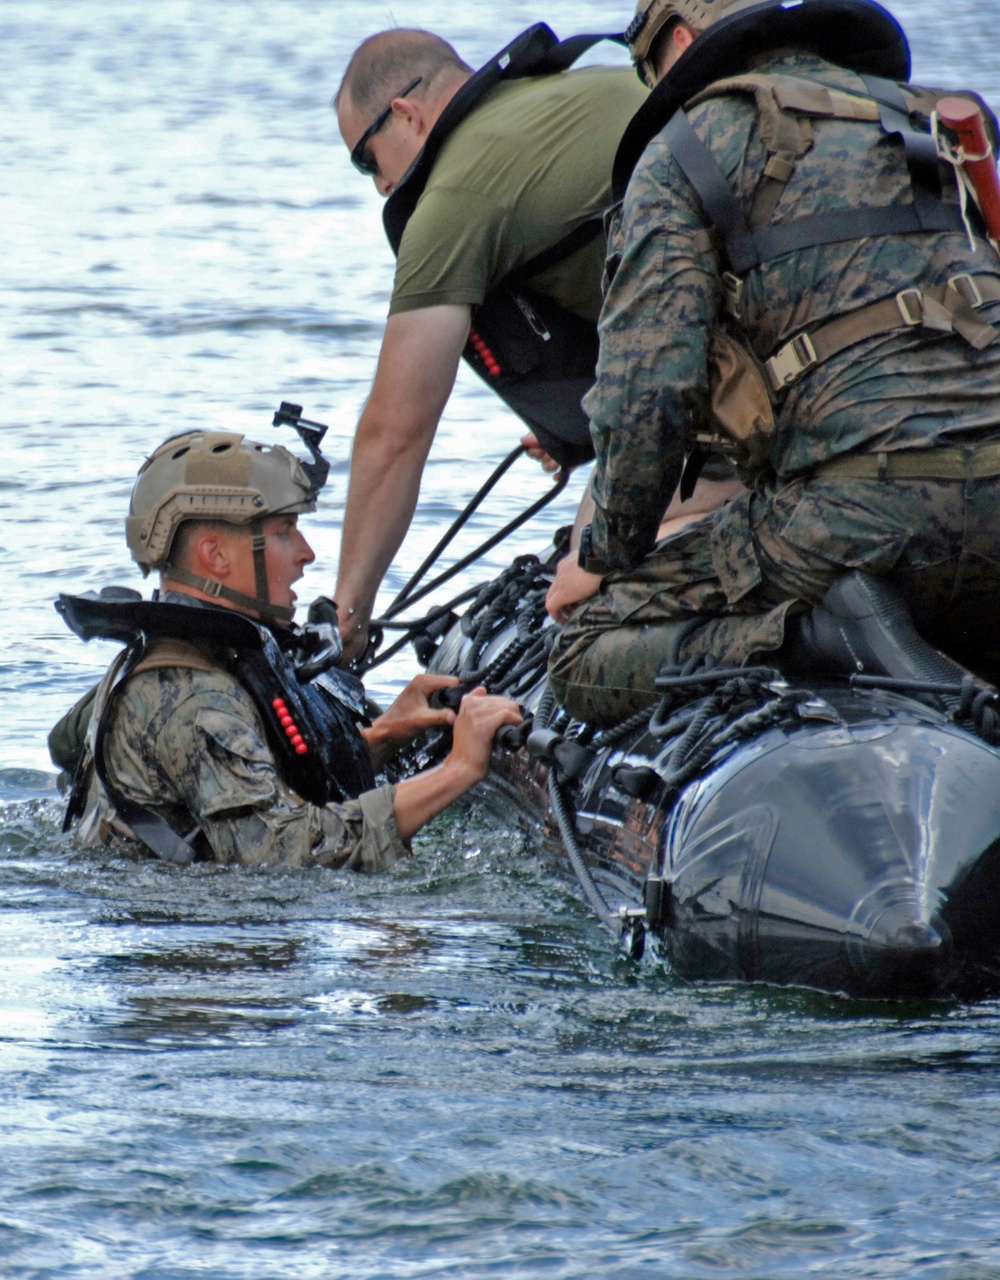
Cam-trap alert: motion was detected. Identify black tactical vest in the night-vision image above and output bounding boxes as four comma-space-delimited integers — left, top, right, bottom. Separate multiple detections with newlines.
56, 590, 375, 864
383, 24, 624, 471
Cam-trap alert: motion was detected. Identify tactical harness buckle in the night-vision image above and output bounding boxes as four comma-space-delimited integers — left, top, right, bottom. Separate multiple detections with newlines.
895, 288, 924, 326
950, 272, 984, 307
722, 271, 744, 321
765, 330, 817, 391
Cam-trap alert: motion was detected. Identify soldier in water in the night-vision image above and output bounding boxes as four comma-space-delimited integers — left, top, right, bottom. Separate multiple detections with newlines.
54, 426, 520, 868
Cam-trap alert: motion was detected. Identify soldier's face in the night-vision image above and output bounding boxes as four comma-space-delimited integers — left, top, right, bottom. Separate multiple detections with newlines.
261, 514, 315, 612
338, 90, 427, 198
223, 514, 315, 615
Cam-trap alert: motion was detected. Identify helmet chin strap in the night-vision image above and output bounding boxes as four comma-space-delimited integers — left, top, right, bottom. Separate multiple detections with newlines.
165, 519, 296, 626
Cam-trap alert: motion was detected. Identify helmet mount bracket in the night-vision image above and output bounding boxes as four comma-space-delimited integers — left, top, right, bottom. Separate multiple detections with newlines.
272, 401, 331, 494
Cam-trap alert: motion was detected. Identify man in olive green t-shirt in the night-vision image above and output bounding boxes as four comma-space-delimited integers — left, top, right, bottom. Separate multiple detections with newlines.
333, 27, 647, 664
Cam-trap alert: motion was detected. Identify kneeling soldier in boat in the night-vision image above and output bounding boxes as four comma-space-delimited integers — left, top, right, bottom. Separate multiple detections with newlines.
332, 25, 649, 664
52, 425, 521, 868
549, 0, 1000, 726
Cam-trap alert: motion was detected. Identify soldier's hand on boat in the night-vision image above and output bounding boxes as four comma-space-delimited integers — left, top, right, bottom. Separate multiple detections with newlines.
362, 674, 464, 768
520, 432, 562, 479
448, 688, 523, 782
336, 601, 371, 667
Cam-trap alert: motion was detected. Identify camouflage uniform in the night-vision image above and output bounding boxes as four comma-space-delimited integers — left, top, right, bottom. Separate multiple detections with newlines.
76, 642, 408, 872
549, 51, 1000, 725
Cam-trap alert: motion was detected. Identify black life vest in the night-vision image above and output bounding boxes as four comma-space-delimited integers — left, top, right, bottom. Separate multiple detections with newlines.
612, 0, 912, 199
609, 0, 998, 268
56, 590, 375, 864
382, 23, 624, 472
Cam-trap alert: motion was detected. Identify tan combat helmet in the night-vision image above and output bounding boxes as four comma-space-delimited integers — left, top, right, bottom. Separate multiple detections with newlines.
626, 0, 908, 88
126, 430, 319, 624
626, 0, 728, 86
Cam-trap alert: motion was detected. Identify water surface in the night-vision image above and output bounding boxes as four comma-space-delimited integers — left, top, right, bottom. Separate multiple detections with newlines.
3, 2, 1000, 1275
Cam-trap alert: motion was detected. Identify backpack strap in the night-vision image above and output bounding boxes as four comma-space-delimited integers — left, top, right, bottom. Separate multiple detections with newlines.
663, 85, 972, 276
383, 25, 624, 251
685, 74, 817, 230
765, 272, 1000, 391
860, 73, 945, 229
91, 641, 202, 866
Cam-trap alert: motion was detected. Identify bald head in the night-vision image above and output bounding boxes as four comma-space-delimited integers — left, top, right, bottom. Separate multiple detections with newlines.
336, 29, 472, 118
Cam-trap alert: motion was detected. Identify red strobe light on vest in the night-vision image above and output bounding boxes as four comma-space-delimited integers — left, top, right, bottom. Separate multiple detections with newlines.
272, 696, 309, 755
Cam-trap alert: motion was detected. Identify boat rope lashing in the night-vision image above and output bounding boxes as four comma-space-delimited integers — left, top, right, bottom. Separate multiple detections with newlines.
851, 673, 1000, 744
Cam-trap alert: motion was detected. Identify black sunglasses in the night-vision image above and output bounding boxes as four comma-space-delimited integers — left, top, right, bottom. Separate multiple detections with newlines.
350, 76, 423, 176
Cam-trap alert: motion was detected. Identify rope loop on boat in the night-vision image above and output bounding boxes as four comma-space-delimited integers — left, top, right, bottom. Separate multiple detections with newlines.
852, 672, 1000, 745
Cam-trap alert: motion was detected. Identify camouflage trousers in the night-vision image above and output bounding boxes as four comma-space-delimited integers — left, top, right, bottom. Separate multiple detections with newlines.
548, 471, 1000, 726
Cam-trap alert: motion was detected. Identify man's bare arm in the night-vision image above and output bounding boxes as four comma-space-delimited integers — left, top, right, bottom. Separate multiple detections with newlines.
334, 304, 471, 661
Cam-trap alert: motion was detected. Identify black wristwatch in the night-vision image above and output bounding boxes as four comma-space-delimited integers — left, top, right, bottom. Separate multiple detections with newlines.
577, 524, 610, 576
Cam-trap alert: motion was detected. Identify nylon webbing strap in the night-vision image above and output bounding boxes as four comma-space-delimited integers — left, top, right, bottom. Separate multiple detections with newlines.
97, 782, 199, 866
861, 74, 943, 229
666, 104, 970, 274
663, 111, 758, 271
814, 438, 1000, 481
766, 273, 1000, 390
93, 645, 199, 866
505, 216, 604, 285
165, 563, 295, 625
250, 518, 269, 614
749, 202, 969, 266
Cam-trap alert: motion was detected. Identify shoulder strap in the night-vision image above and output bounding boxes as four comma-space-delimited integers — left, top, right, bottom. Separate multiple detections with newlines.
91, 641, 201, 866
685, 74, 817, 231
383, 24, 624, 252
503, 215, 605, 286
661, 110, 758, 271
131, 636, 216, 675
661, 78, 973, 276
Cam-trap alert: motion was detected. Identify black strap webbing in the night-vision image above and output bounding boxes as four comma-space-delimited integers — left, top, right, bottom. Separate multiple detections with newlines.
748, 202, 967, 266
92, 644, 199, 866
505, 216, 604, 286
95, 776, 199, 866
664, 105, 969, 275
662, 111, 756, 270
861, 73, 943, 228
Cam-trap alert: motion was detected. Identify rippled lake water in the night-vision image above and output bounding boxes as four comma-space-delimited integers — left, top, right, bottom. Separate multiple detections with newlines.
4, 1, 1000, 1275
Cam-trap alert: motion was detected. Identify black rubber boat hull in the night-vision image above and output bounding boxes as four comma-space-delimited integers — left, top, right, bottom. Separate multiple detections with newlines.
427, 601, 1000, 1000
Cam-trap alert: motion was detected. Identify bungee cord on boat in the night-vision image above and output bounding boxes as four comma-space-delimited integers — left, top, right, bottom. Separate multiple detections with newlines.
359, 446, 569, 673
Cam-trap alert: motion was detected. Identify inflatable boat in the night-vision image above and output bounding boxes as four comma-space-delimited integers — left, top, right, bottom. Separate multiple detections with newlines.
398, 547, 1000, 1001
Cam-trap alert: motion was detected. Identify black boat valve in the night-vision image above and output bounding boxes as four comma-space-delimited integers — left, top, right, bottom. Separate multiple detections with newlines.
612, 764, 659, 800
526, 728, 595, 784
617, 878, 672, 959
412, 610, 460, 665
495, 716, 533, 751
643, 876, 672, 930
